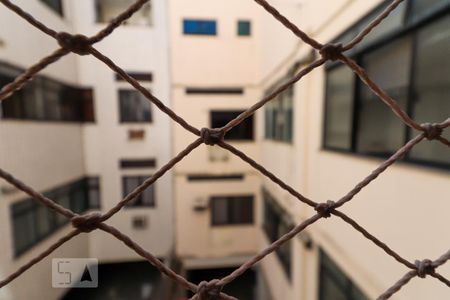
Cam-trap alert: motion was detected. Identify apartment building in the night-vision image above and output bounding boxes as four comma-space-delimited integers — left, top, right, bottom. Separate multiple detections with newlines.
257, 0, 449, 300
168, 0, 265, 297
0, 0, 173, 299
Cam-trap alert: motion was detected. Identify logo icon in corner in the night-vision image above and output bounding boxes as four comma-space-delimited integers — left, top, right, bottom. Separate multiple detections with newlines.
52, 258, 98, 288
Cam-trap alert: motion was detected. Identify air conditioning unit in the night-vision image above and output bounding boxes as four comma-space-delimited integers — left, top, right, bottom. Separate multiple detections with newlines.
208, 147, 229, 162
132, 216, 149, 230
193, 197, 209, 212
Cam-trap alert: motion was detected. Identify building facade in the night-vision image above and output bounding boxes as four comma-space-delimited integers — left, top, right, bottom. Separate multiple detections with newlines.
0, 0, 173, 299
168, 0, 264, 296
0, 0, 449, 300
257, 0, 450, 299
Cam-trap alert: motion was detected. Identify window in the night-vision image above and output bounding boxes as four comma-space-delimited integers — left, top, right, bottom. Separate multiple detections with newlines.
356, 36, 412, 156
409, 15, 450, 165
324, 66, 354, 150
409, 0, 448, 22
210, 195, 254, 226
262, 189, 293, 280
185, 87, 243, 95
183, 19, 217, 35
122, 176, 155, 208
211, 111, 254, 141
0, 63, 95, 122
323, 5, 450, 168
265, 79, 294, 143
119, 90, 152, 123
115, 72, 153, 82
238, 20, 251, 36
11, 178, 98, 257
95, 0, 152, 26
319, 250, 369, 300
39, 0, 63, 16
86, 177, 101, 209
120, 159, 156, 169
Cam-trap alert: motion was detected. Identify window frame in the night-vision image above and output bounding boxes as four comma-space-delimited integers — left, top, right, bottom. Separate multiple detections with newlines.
319, 249, 369, 300
322, 2, 450, 171
122, 175, 156, 208
262, 188, 293, 281
183, 19, 217, 36
11, 177, 98, 257
264, 75, 295, 144
210, 110, 255, 141
237, 20, 252, 36
0, 62, 95, 123
39, 0, 64, 17
210, 195, 254, 226
118, 89, 153, 124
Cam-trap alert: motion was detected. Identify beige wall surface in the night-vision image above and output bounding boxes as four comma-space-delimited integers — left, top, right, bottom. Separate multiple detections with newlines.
175, 174, 261, 259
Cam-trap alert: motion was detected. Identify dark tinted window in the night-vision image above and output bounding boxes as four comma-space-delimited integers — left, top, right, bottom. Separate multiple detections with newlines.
409, 15, 450, 164
211, 111, 254, 141
265, 82, 294, 143
238, 20, 251, 36
323, 5, 450, 169
0, 64, 95, 122
324, 66, 354, 150
262, 189, 293, 280
211, 195, 254, 225
356, 36, 412, 156
39, 0, 63, 16
319, 250, 369, 300
122, 176, 155, 207
119, 90, 152, 123
11, 178, 96, 257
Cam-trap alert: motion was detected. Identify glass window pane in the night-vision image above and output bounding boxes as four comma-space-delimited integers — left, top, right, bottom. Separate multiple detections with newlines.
141, 180, 155, 207
96, 0, 152, 25
119, 90, 152, 123
320, 273, 348, 300
183, 20, 217, 35
35, 204, 52, 238
409, 0, 449, 22
324, 66, 354, 150
87, 177, 101, 209
238, 20, 251, 36
211, 197, 229, 225
211, 111, 254, 141
357, 36, 412, 155
124, 176, 141, 206
410, 15, 450, 165
357, 2, 407, 48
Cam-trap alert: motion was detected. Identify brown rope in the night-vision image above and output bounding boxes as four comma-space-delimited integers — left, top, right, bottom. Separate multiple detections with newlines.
0, 0, 448, 299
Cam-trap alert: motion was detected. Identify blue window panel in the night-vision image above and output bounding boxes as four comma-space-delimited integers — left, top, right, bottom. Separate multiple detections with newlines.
183, 19, 217, 35
238, 20, 251, 36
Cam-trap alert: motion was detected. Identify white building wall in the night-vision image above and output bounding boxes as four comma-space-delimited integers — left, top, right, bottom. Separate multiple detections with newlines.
68, 0, 173, 261
258, 1, 450, 300
0, 1, 87, 299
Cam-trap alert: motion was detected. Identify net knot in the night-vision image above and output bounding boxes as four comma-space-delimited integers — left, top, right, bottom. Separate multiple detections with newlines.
56, 32, 91, 55
200, 128, 224, 146
415, 259, 435, 278
71, 212, 102, 233
319, 43, 343, 61
315, 200, 335, 218
196, 279, 222, 300
421, 123, 442, 140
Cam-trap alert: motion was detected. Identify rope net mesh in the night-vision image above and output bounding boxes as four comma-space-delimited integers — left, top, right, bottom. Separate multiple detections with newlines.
0, 0, 449, 299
